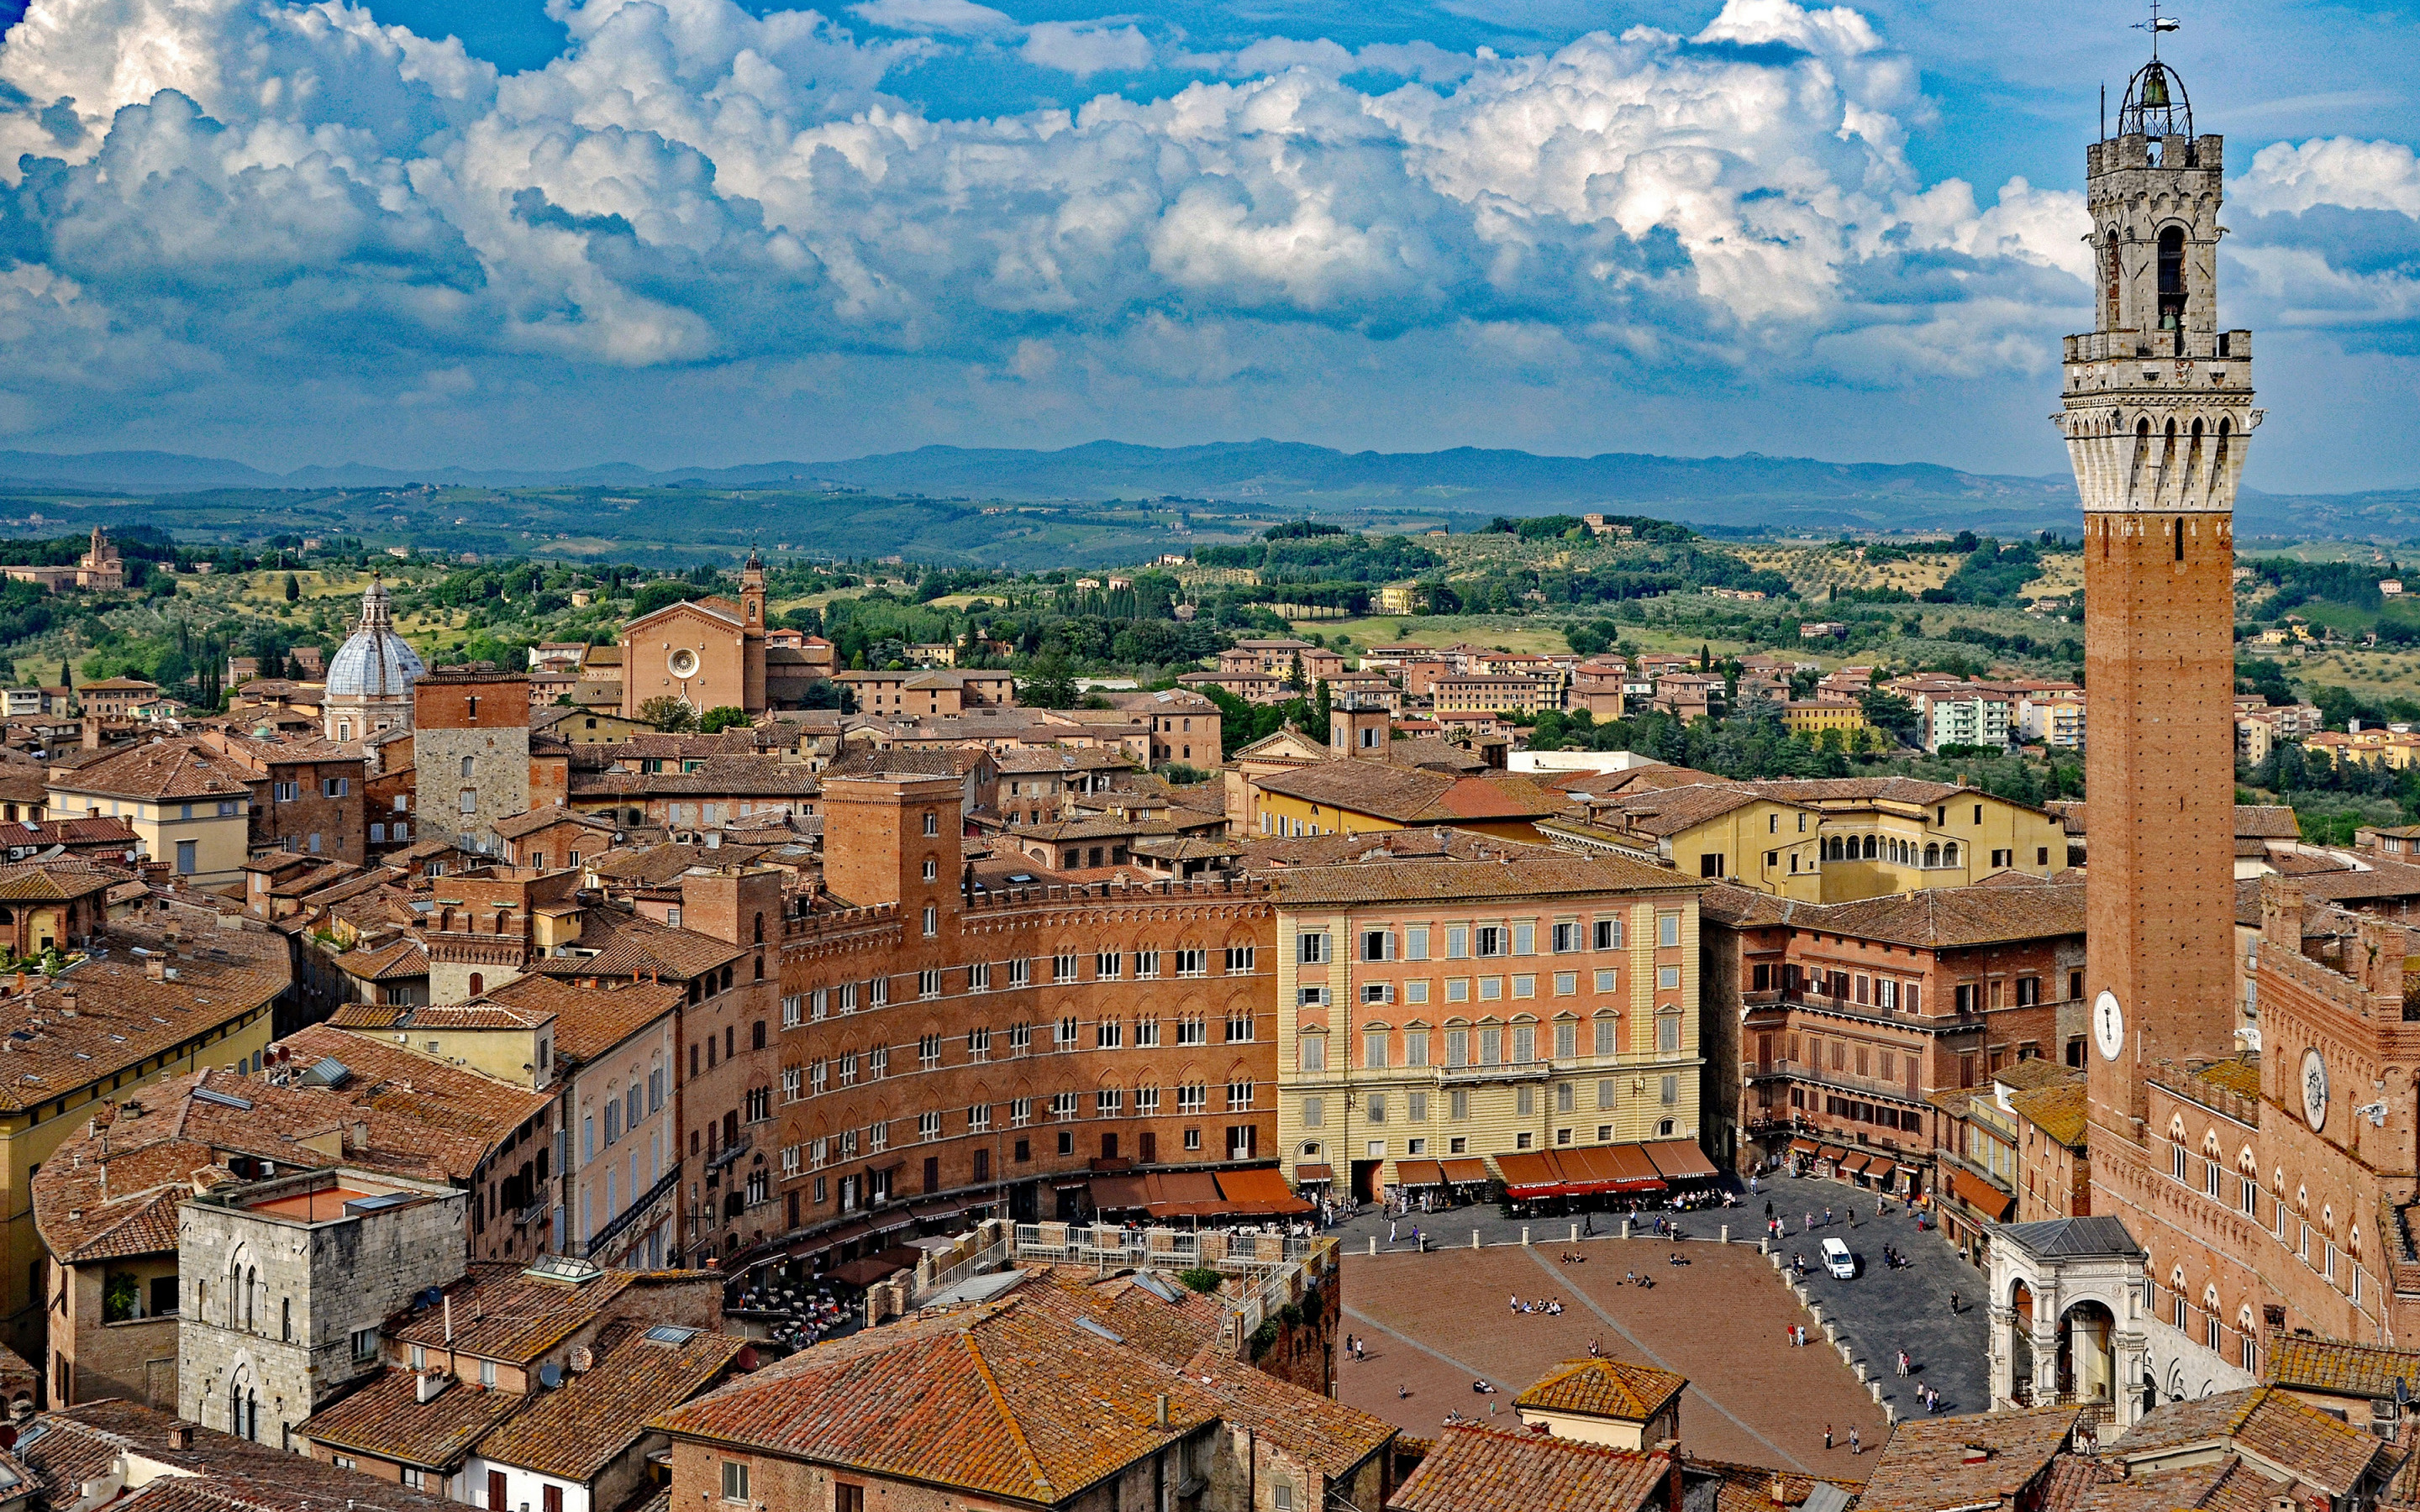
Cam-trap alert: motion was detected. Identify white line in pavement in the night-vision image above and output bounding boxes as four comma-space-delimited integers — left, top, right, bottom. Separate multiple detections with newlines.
1523, 1246, 1813, 1473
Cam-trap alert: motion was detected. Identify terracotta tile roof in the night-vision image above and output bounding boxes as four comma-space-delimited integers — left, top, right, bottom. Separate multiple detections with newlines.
1238, 829, 1555, 869
476, 1329, 750, 1481
1855, 1404, 2081, 1512
2111, 1387, 2381, 1496
489, 975, 684, 1063
30, 1063, 488, 1263
2265, 1336, 2420, 1401
335, 937, 430, 982
1698, 1458, 1865, 1512
0, 857, 126, 900
524, 907, 742, 984
2007, 1082, 2089, 1147
1791, 884, 2085, 949
278, 1024, 554, 1177
1272, 851, 1701, 907
1589, 783, 1771, 837
18, 1399, 460, 1512
333, 999, 552, 1032
0, 914, 292, 1114
494, 807, 620, 841
653, 1296, 1226, 1503
1385, 1424, 1670, 1512
2194, 1059, 2261, 1100
297, 1367, 523, 1470
2030, 1452, 2114, 1512
587, 842, 772, 888
389, 1263, 643, 1364
2236, 805, 2302, 839
50, 738, 256, 801
1699, 881, 1803, 928
1514, 1358, 1686, 1421
2073, 1459, 2255, 1512
1255, 762, 1564, 825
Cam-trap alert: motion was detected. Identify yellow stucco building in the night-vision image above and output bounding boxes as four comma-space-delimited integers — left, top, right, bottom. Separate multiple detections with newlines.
1271, 850, 1708, 1203
1, 903, 287, 1366
48, 740, 255, 886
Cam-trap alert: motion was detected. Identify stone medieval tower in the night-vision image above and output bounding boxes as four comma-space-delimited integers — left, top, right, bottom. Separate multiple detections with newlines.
2065, 49, 2261, 1190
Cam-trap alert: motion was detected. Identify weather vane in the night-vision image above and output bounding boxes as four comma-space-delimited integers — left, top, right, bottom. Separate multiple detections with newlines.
2133, 0, 2180, 57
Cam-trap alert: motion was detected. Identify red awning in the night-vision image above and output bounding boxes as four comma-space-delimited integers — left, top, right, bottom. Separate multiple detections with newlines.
1145, 1171, 1223, 1215
1835, 1152, 1873, 1177
1216, 1167, 1315, 1216
1602, 1144, 1668, 1193
1949, 1167, 2015, 1222
1550, 1147, 1616, 1194
1396, 1158, 1448, 1188
1815, 1145, 1849, 1166
1496, 1151, 1565, 1199
1440, 1158, 1492, 1186
826, 1257, 908, 1289
1294, 1164, 1334, 1184
1789, 1137, 1820, 1156
1644, 1141, 1718, 1181
1092, 1173, 1152, 1210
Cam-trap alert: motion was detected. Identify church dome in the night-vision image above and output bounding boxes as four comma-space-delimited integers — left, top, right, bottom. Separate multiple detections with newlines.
326, 577, 426, 701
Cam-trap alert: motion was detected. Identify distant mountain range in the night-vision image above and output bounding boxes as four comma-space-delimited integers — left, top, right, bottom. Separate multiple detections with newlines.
0, 439, 2408, 538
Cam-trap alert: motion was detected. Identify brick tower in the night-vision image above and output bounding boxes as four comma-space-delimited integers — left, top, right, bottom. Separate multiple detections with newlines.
2061, 50, 2260, 1174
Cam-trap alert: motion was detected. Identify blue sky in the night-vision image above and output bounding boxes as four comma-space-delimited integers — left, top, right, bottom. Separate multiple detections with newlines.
1, 0, 2417, 489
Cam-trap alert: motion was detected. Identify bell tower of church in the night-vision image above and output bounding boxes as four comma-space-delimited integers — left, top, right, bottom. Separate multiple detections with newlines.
2063, 44, 2261, 1175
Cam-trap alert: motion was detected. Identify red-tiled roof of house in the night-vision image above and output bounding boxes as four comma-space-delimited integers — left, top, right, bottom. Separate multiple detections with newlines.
523, 906, 743, 984
651, 1297, 1223, 1503
2266, 1337, 2420, 1402
18, 1399, 459, 1512
1856, 1404, 2081, 1512
384, 1263, 710, 1367
1513, 1358, 1687, 1420
296, 1367, 524, 1471
30, 1064, 480, 1263
50, 738, 256, 801
1791, 883, 2085, 949
276, 1024, 553, 1177
1254, 762, 1564, 826
477, 1327, 751, 1482
2007, 1081, 2090, 1148
334, 937, 430, 982
1272, 851, 1700, 908
489, 974, 684, 1063
0, 912, 291, 1115
1386, 1424, 1670, 1512
2111, 1387, 2383, 1496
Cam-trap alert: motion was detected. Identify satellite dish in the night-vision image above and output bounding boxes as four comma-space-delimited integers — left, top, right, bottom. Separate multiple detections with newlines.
418, 1287, 443, 1310
570, 1346, 595, 1373
2397, 1376, 2410, 1407
538, 1363, 562, 1390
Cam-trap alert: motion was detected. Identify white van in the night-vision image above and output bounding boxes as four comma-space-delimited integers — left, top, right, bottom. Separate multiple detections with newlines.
1821, 1237, 1856, 1279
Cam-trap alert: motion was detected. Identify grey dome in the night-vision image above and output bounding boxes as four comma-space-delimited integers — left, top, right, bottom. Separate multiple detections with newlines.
326, 578, 425, 701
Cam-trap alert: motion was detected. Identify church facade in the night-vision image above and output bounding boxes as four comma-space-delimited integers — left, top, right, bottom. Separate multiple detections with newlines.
618, 554, 767, 720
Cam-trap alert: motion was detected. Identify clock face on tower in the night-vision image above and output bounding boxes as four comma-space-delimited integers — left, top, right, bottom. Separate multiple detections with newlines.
2302, 1048, 2330, 1132
2093, 990, 2125, 1062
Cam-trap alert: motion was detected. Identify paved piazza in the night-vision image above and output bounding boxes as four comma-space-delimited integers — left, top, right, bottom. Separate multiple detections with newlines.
1328, 1172, 1989, 1472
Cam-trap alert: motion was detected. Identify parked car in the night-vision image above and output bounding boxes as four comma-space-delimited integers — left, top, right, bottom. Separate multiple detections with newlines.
1821, 1237, 1856, 1279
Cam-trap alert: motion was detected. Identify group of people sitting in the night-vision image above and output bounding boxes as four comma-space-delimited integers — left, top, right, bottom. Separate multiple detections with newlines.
1507, 1292, 1567, 1315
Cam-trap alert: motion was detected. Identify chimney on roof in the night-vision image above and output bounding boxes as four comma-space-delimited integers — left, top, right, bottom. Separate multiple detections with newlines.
166, 1424, 191, 1451
351, 1120, 370, 1152
1155, 1394, 1168, 1429
145, 955, 166, 982
60, 987, 76, 1016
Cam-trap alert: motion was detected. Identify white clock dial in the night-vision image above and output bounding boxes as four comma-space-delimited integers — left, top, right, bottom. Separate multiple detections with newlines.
2301, 1048, 2329, 1133
2092, 990, 2125, 1062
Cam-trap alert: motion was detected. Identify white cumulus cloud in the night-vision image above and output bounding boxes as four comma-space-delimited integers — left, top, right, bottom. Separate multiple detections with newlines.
0, 0, 2409, 465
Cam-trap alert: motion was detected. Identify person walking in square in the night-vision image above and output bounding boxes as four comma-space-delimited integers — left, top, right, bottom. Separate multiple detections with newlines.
1849, 1427, 1860, 1456
1823, 1425, 1833, 1451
